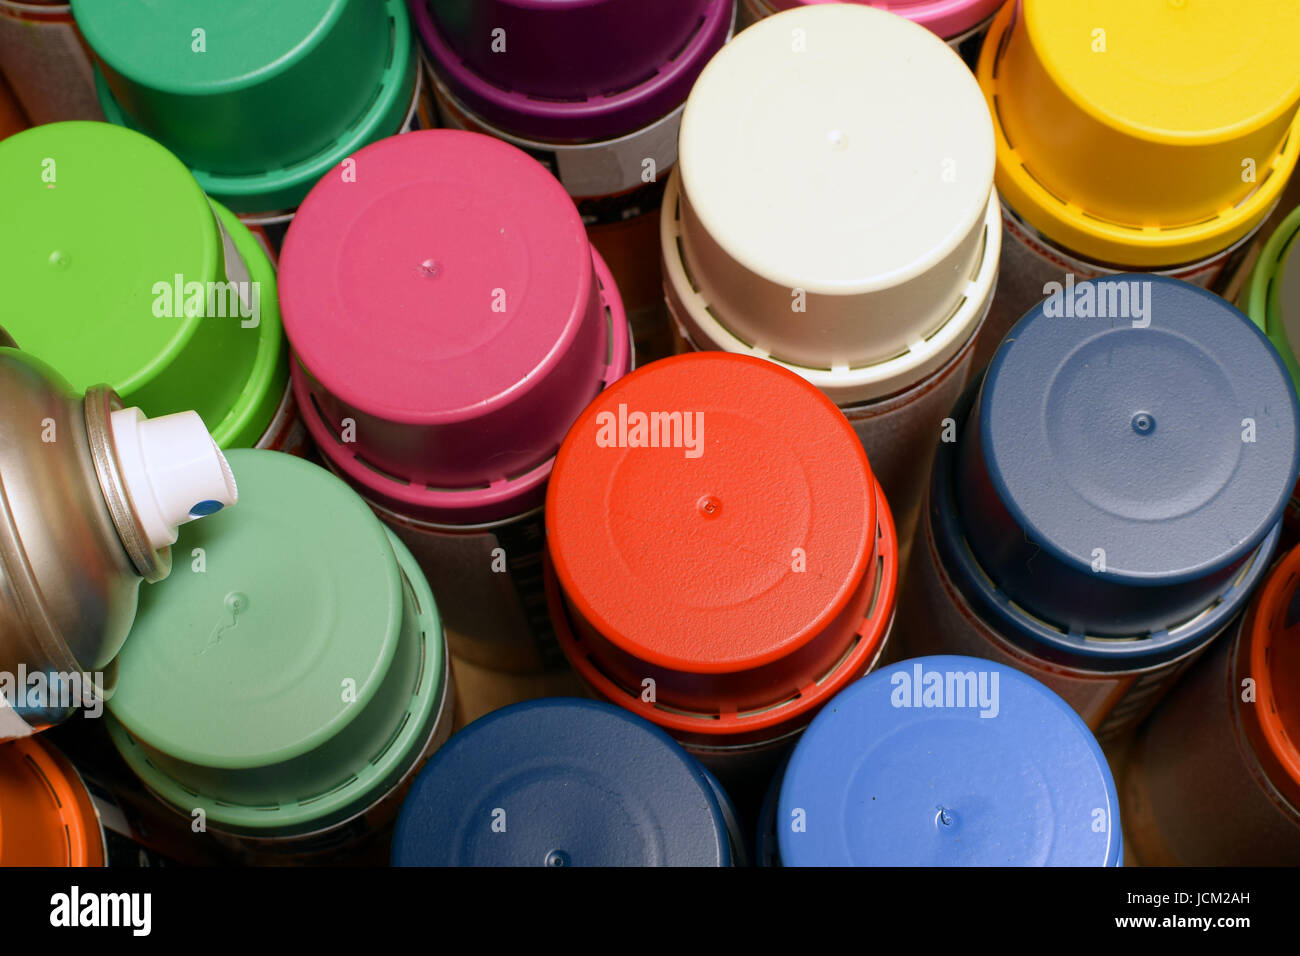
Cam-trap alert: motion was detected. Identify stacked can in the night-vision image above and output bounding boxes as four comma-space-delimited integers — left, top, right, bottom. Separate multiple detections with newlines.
103, 451, 453, 864
1124, 542, 1300, 865
73, 0, 435, 255
898, 276, 1300, 743
279, 130, 631, 721
413, 0, 732, 363
737, 0, 1001, 68
0, 344, 236, 740
972, 0, 1300, 370
0, 122, 302, 453
1242, 204, 1300, 548
545, 352, 898, 797
0, 0, 103, 124
0, 736, 106, 865
661, 4, 1000, 562
392, 699, 745, 866
761, 656, 1122, 866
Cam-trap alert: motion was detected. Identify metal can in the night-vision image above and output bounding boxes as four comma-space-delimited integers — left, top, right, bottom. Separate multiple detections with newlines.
660, 4, 1000, 566
413, 0, 733, 364
737, 0, 1001, 69
1123, 542, 1300, 865
75, 0, 430, 259
0, 345, 237, 740
971, 0, 1300, 371
545, 352, 899, 799
0, 69, 26, 137
763, 656, 1123, 866
896, 276, 1300, 743
102, 450, 454, 865
280, 130, 632, 717
392, 698, 746, 866
0, 121, 298, 453
0, 0, 103, 124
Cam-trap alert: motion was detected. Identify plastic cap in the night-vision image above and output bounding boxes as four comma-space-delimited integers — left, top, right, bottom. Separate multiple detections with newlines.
74, 0, 415, 212
547, 352, 898, 740
981, 0, 1300, 267
0, 122, 286, 449
668, 4, 996, 401
413, 0, 732, 141
0, 737, 104, 866
281, 130, 629, 524
110, 407, 238, 550
955, 276, 1298, 646
766, 1, 1003, 40
1243, 205, 1300, 397
392, 699, 734, 866
1242, 542, 1300, 808
105, 450, 446, 835
776, 656, 1122, 866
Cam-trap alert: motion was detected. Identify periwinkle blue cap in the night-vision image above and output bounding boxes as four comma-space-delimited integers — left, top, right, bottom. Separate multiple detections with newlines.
391, 698, 738, 866
776, 656, 1122, 867
933, 275, 1296, 668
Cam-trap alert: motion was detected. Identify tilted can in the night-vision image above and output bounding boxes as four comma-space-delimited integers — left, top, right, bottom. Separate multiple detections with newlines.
279, 130, 632, 717
412, 0, 733, 363
661, 4, 1000, 567
763, 656, 1122, 867
0, 343, 237, 739
0, 121, 304, 454
103, 450, 454, 865
545, 352, 898, 799
1124, 541, 1300, 865
737, 0, 1001, 69
0, 0, 104, 124
392, 698, 746, 867
897, 276, 1300, 743
972, 0, 1300, 371
74, 0, 435, 256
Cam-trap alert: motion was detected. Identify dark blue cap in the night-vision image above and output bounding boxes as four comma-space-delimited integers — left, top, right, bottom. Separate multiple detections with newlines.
391, 698, 739, 866
776, 656, 1122, 866
934, 276, 1295, 666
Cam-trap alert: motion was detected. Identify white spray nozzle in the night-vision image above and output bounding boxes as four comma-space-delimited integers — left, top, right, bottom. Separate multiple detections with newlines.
110, 407, 238, 551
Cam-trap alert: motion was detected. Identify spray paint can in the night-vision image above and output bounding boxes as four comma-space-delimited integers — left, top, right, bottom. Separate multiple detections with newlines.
393, 698, 746, 866
661, 4, 1000, 567
972, 0, 1300, 371
0, 121, 303, 454
897, 276, 1300, 742
764, 656, 1122, 866
73, 0, 434, 257
103, 450, 454, 865
737, 0, 1000, 69
279, 130, 632, 719
0, 343, 237, 740
412, 0, 733, 364
545, 352, 898, 801
0, 0, 103, 124
1124, 542, 1300, 865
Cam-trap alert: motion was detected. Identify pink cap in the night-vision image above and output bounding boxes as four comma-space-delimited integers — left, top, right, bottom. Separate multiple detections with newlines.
769, 0, 1002, 39
280, 130, 630, 524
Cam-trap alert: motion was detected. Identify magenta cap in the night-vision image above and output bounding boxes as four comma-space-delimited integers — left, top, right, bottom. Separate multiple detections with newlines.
768, 1, 1001, 39
410, 0, 733, 141
280, 130, 630, 525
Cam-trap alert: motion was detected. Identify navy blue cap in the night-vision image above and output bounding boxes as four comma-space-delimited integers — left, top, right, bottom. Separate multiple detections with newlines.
934, 276, 1295, 664
391, 698, 738, 866
776, 656, 1122, 866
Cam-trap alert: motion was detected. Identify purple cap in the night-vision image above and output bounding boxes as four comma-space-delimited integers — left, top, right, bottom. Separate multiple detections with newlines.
411, 0, 733, 141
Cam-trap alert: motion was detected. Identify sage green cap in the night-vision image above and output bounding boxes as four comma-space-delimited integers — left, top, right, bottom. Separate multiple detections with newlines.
105, 450, 447, 837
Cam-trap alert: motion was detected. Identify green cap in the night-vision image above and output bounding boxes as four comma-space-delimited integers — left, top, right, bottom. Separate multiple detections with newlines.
0, 121, 285, 449
75, 0, 417, 213
105, 450, 447, 836
1243, 204, 1300, 397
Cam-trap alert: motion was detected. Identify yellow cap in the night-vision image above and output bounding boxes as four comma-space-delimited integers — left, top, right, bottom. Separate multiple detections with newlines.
981, 0, 1300, 267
